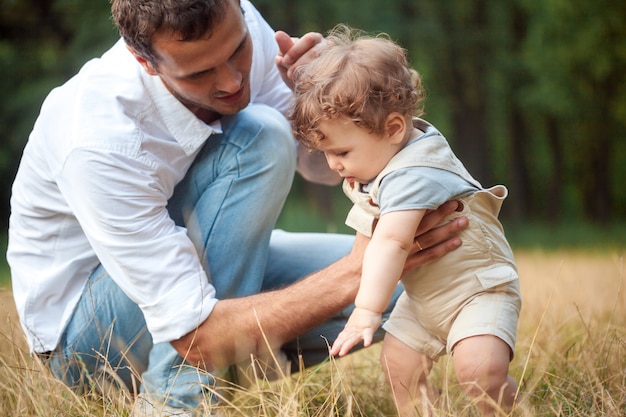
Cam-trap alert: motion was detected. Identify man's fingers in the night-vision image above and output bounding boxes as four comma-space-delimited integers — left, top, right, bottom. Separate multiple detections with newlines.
417, 214, 467, 251
402, 215, 467, 273
415, 200, 462, 237
405, 232, 463, 272
274, 30, 295, 57
275, 31, 324, 87
280, 32, 323, 66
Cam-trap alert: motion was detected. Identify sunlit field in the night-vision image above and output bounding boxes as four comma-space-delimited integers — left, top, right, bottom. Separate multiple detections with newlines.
1, 250, 624, 416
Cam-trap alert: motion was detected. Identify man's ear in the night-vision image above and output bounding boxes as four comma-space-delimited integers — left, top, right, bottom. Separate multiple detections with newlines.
126, 45, 159, 76
386, 112, 407, 144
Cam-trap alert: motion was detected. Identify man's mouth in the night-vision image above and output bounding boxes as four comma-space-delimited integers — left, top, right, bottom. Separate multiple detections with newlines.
216, 87, 244, 104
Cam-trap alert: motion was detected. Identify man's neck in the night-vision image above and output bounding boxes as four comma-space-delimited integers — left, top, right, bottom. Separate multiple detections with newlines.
161, 79, 221, 124
188, 105, 221, 125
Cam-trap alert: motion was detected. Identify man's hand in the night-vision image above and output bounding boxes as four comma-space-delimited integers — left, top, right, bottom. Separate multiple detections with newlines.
275, 30, 324, 90
347, 200, 466, 282
403, 200, 467, 273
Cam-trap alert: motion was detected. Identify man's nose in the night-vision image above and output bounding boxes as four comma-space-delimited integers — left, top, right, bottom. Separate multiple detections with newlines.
215, 63, 242, 93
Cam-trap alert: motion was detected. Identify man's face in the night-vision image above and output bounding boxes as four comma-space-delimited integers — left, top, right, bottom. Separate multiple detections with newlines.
136, 0, 253, 123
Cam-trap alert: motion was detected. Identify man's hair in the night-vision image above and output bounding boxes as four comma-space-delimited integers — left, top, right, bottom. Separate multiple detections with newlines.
110, 0, 229, 66
290, 25, 425, 149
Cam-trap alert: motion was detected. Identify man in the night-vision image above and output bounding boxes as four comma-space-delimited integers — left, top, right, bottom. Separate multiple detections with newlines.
7, 0, 467, 415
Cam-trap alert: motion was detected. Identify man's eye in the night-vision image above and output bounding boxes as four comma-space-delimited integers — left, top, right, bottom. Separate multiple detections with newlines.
188, 74, 205, 81
187, 70, 212, 81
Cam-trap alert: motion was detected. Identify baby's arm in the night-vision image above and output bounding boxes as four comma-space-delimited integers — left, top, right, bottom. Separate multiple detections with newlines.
331, 208, 426, 356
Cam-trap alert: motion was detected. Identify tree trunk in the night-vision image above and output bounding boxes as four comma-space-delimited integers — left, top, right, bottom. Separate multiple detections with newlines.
506, 109, 531, 222
580, 77, 613, 223
545, 117, 563, 224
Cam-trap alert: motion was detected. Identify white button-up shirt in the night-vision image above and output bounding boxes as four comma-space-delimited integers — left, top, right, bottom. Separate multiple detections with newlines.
7, 0, 293, 353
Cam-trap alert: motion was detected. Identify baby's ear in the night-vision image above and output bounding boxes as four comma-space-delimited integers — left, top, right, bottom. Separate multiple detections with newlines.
386, 113, 406, 143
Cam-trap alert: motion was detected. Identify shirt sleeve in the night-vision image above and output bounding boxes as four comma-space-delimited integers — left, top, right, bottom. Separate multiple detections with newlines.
58, 147, 217, 344
244, 0, 294, 114
377, 167, 478, 215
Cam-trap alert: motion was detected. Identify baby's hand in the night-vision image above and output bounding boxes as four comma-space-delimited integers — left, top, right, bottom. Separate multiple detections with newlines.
330, 307, 382, 357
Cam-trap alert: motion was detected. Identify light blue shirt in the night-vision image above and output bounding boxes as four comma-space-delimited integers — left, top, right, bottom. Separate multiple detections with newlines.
378, 166, 478, 215
367, 131, 478, 216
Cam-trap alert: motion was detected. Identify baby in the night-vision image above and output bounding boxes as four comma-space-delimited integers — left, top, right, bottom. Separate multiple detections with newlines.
289, 25, 522, 416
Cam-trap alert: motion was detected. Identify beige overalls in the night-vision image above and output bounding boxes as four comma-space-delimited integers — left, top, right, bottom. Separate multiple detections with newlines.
342, 120, 522, 359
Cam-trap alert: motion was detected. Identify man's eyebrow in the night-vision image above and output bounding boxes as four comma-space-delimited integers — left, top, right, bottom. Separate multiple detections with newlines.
182, 29, 249, 79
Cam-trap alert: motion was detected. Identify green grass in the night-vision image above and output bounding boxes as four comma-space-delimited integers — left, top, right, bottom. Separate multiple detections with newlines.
504, 220, 626, 252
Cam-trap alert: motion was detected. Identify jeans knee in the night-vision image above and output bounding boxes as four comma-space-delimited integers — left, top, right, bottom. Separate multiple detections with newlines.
225, 104, 296, 176
225, 105, 296, 198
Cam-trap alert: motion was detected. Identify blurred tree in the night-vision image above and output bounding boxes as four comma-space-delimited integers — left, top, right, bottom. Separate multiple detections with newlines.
518, 0, 626, 222
260, 0, 626, 224
486, 2, 535, 222
398, 0, 495, 186
1, 0, 625, 230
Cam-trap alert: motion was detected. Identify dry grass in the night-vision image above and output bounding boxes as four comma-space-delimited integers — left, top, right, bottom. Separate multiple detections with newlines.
1, 250, 625, 416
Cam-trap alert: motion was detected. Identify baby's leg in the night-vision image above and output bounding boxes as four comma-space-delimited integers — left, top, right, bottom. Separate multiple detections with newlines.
452, 335, 518, 416
380, 333, 437, 417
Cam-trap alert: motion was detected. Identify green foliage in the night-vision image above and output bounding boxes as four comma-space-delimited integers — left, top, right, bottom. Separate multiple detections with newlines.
0, 0, 118, 222
1, 0, 625, 228
277, 177, 626, 251
504, 220, 626, 251
517, 0, 626, 221
259, 0, 626, 224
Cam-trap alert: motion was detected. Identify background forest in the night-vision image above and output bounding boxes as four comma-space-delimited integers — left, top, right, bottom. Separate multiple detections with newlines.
1, 0, 625, 245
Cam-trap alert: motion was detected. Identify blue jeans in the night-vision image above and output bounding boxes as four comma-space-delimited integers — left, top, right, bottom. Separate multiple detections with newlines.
45, 105, 398, 408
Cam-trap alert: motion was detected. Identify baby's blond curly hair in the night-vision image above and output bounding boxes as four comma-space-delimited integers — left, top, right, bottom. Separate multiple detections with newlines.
289, 25, 425, 149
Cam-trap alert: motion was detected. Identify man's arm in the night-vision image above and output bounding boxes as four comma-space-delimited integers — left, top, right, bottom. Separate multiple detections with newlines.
296, 145, 342, 186
171, 200, 467, 371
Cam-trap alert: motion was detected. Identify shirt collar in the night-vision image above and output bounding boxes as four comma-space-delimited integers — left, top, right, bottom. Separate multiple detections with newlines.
142, 71, 223, 156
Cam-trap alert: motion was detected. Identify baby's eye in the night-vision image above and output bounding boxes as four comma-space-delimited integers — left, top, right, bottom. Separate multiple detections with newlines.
336, 151, 348, 157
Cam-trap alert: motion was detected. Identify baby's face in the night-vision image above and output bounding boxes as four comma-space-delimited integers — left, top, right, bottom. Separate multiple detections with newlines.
316, 117, 399, 185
